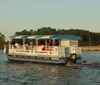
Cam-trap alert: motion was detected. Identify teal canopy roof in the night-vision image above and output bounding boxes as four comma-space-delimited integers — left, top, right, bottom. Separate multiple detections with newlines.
9, 35, 28, 39
9, 35, 16, 39
9, 35, 82, 40
50, 35, 82, 40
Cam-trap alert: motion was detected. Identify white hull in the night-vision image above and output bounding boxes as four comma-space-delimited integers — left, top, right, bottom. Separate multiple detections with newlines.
7, 55, 66, 64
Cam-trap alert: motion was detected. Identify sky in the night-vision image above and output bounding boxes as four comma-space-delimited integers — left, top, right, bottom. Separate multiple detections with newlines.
0, 0, 100, 39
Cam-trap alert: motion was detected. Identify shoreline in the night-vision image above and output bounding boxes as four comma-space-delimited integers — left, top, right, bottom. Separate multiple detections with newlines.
81, 46, 100, 51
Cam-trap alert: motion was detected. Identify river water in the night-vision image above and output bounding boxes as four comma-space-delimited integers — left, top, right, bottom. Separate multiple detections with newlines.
0, 50, 100, 85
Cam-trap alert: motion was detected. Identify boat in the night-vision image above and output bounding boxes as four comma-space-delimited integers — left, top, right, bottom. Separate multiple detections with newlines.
4, 35, 82, 64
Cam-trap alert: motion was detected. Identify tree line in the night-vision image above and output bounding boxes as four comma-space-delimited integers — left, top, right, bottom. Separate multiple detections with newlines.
15, 27, 100, 46
0, 32, 5, 49
0, 27, 100, 49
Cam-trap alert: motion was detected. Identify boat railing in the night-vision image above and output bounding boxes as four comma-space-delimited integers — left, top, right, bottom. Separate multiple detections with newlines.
8, 45, 73, 58
9, 45, 59, 54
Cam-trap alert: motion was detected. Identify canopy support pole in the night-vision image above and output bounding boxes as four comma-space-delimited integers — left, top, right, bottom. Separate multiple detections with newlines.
23, 38, 25, 51
9, 39, 11, 49
45, 39, 47, 47
58, 39, 61, 46
36, 39, 38, 49
53, 38, 55, 46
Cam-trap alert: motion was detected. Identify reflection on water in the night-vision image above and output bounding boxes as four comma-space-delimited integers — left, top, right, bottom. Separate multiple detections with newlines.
0, 50, 100, 85
82, 51, 100, 62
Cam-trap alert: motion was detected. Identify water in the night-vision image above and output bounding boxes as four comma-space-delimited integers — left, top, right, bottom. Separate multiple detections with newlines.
0, 50, 100, 85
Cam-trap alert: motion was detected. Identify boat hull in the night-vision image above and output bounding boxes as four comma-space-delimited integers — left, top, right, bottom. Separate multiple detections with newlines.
7, 55, 67, 65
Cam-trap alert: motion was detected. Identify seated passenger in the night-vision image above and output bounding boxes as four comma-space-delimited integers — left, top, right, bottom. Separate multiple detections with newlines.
14, 42, 20, 48
38, 44, 42, 52
25, 42, 29, 50
41, 44, 45, 50
45, 46, 49, 51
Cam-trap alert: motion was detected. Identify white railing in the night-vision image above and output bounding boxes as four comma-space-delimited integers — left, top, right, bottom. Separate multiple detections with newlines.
9, 45, 59, 55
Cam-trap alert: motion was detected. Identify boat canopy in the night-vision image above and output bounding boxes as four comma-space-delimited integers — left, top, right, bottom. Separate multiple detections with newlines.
9, 35, 28, 39
9, 35, 82, 40
50, 35, 82, 40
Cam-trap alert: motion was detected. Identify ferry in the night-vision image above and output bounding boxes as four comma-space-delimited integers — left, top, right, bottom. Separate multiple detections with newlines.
4, 35, 82, 64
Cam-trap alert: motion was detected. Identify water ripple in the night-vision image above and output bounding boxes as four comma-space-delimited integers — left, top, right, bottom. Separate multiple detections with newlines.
0, 50, 100, 85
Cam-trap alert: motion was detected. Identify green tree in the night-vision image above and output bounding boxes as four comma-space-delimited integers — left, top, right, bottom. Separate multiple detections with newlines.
14, 27, 100, 46
0, 32, 5, 49
36, 27, 56, 35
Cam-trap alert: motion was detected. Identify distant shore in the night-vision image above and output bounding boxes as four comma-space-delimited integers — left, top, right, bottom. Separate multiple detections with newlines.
81, 46, 100, 51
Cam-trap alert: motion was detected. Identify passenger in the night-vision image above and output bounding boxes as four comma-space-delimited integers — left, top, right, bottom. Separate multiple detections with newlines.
41, 44, 45, 50
43, 41, 46, 46
25, 42, 28, 50
33, 44, 36, 48
55, 40, 59, 46
45, 46, 50, 51
38, 44, 42, 52
11, 41, 15, 48
30, 41, 33, 50
30, 41, 33, 45
14, 42, 20, 48
48, 40, 52, 46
